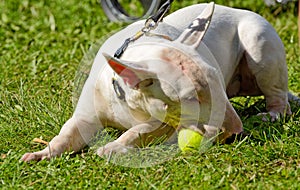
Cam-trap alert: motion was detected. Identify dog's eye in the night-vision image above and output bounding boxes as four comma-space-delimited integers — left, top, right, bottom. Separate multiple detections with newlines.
138, 79, 154, 88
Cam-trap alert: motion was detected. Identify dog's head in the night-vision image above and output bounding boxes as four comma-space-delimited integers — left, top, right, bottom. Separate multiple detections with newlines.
102, 3, 231, 134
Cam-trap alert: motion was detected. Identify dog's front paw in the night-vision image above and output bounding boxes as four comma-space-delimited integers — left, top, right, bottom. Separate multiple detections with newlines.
96, 141, 132, 157
21, 152, 50, 162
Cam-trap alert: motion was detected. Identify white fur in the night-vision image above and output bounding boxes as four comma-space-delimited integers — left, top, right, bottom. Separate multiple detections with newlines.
21, 3, 293, 162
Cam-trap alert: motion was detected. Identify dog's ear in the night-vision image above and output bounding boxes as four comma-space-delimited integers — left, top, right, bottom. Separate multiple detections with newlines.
175, 2, 215, 49
103, 53, 153, 88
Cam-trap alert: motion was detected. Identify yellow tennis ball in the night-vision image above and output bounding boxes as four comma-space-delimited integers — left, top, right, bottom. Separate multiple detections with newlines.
178, 128, 202, 152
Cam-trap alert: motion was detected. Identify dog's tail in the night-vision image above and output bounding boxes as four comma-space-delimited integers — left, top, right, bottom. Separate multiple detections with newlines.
288, 92, 300, 106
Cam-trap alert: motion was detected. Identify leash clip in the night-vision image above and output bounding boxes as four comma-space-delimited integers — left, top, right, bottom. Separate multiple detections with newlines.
142, 18, 157, 33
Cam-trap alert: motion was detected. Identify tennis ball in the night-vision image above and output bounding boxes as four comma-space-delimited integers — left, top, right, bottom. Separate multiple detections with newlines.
178, 128, 202, 152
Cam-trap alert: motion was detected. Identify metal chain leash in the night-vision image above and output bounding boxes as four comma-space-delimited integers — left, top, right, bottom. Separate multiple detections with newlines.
114, 0, 174, 58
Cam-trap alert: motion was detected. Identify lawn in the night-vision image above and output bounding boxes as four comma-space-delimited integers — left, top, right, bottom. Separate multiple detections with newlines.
1, 0, 300, 189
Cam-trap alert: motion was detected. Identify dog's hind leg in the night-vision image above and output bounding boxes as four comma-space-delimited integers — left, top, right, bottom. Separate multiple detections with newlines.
238, 17, 291, 121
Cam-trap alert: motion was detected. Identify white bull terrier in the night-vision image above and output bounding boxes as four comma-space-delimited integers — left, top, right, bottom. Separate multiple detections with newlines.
21, 3, 297, 162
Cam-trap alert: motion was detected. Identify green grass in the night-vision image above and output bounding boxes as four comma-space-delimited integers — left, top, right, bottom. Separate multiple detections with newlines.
1, 0, 299, 189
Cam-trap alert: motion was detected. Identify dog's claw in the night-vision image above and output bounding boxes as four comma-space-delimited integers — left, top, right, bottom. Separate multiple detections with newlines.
257, 112, 280, 122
